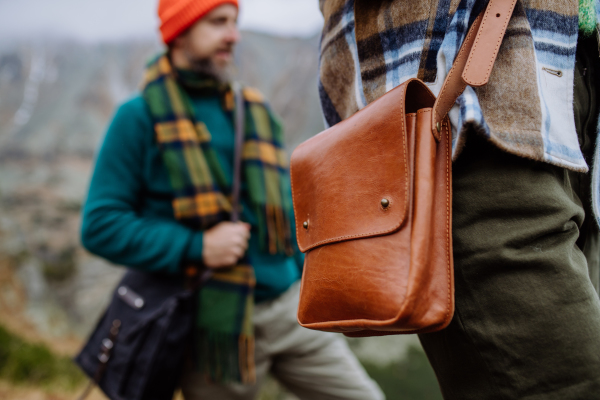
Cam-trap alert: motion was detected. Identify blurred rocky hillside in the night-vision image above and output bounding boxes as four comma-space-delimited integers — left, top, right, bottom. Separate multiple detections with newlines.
0, 32, 440, 400
0, 31, 324, 344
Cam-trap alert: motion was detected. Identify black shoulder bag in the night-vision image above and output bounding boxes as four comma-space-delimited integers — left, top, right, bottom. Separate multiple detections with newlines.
75, 84, 246, 400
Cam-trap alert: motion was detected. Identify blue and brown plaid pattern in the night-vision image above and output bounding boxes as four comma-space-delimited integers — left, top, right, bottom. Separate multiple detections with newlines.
318, 0, 596, 175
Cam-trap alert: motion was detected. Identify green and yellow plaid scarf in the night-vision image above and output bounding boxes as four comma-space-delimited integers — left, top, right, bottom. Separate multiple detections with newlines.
142, 54, 293, 383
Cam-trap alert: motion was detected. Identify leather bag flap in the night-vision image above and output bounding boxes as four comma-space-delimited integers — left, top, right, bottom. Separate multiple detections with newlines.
291, 82, 420, 252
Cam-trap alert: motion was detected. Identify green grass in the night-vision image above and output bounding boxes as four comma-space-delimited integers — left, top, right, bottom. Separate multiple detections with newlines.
0, 323, 442, 399
361, 345, 443, 400
259, 344, 444, 400
39, 246, 77, 281
0, 325, 85, 390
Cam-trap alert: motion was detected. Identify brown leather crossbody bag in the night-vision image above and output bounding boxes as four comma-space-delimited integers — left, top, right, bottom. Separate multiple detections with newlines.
290, 0, 517, 336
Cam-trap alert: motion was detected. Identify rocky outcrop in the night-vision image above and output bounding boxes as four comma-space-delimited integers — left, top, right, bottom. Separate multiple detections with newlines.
0, 31, 443, 400
0, 32, 324, 347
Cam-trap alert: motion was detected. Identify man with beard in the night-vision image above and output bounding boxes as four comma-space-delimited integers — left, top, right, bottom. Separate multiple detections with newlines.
80, 1, 383, 399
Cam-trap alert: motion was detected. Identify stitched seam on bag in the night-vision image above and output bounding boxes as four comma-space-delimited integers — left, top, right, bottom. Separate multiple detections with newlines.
290, 154, 300, 248
404, 119, 452, 337
300, 224, 399, 250
444, 120, 452, 326
400, 87, 410, 243
404, 120, 452, 336
434, 62, 458, 135
395, 119, 453, 336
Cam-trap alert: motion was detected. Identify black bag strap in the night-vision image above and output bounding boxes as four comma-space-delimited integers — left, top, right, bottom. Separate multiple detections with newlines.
76, 320, 122, 400
231, 82, 245, 223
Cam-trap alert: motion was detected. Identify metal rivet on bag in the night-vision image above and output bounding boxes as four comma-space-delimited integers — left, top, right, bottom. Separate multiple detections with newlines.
436, 122, 441, 133
134, 298, 144, 309
303, 221, 309, 229
381, 199, 390, 208
102, 338, 114, 350
118, 286, 127, 296
110, 320, 121, 336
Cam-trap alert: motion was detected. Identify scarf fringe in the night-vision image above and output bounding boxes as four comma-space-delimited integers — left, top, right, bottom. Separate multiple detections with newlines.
196, 330, 256, 384
264, 205, 294, 256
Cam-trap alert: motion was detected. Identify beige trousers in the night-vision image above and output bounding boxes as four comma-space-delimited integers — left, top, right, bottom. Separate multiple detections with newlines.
180, 282, 384, 400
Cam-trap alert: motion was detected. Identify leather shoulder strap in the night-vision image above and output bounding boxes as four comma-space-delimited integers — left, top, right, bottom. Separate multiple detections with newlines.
462, 0, 518, 86
431, 0, 517, 139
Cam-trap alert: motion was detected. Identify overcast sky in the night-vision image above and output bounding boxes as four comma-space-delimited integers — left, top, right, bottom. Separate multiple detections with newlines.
0, 0, 324, 42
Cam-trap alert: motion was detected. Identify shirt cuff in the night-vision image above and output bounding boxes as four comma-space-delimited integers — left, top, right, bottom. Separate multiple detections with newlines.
295, 251, 305, 274
184, 232, 204, 263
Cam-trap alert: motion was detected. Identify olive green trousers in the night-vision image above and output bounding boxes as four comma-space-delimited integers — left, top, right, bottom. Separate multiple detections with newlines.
419, 36, 600, 399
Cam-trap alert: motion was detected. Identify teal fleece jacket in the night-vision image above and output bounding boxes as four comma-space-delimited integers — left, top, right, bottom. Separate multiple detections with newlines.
81, 93, 303, 302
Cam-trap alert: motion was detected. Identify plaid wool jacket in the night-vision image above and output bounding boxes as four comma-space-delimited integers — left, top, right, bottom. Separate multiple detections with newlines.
318, 0, 600, 222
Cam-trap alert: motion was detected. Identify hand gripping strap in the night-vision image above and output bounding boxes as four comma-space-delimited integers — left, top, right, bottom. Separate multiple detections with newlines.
431, 0, 517, 139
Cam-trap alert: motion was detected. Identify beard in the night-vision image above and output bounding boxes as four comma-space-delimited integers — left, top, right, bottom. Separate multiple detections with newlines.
183, 46, 234, 83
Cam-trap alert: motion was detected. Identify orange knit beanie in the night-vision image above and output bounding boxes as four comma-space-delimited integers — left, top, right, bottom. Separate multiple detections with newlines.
158, 0, 239, 44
